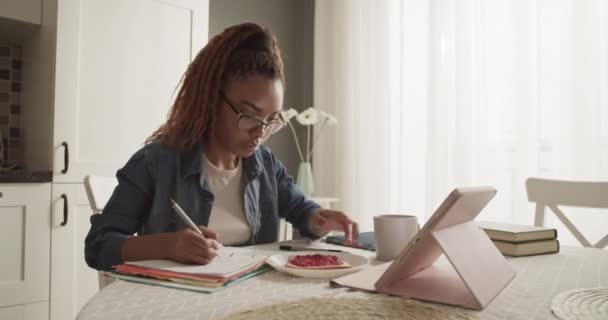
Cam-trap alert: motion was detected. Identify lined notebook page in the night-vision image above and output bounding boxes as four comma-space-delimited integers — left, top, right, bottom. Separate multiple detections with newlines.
126, 247, 272, 278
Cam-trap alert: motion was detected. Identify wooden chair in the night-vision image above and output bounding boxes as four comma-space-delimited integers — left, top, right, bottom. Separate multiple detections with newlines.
84, 175, 118, 214
278, 197, 340, 241
526, 177, 608, 248
83, 175, 118, 288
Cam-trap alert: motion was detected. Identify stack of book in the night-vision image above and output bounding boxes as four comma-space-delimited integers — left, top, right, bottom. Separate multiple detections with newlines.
478, 221, 559, 257
110, 247, 271, 293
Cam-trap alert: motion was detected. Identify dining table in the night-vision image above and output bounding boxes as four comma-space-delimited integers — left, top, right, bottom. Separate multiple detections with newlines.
77, 242, 607, 320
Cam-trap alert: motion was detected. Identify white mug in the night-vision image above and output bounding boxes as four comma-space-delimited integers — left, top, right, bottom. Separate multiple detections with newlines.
374, 214, 419, 261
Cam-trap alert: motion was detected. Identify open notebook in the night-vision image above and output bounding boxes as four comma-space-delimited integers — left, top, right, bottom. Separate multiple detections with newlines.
125, 247, 270, 278
112, 247, 273, 292
110, 266, 271, 293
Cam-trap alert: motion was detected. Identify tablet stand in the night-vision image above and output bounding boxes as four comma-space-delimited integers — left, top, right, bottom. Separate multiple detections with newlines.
379, 221, 516, 309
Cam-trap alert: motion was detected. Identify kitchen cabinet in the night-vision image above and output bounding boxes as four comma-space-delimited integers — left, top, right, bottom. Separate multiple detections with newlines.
0, 0, 41, 24
12, 0, 210, 319
0, 301, 48, 320
49, 1, 209, 318
53, 0, 209, 183
0, 184, 51, 314
49, 184, 99, 320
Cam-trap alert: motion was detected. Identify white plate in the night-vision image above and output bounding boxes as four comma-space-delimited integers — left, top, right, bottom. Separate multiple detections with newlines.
266, 251, 370, 279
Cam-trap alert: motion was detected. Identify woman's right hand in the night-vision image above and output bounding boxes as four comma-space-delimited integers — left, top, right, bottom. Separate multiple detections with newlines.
168, 226, 221, 265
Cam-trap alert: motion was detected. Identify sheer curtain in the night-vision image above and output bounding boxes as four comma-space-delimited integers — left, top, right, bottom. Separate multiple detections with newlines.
313, 0, 608, 245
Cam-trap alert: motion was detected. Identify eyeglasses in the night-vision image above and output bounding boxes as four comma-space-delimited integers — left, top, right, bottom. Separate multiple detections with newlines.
220, 92, 287, 136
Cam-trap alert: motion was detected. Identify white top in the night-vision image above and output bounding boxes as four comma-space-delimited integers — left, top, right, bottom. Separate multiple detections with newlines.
201, 155, 251, 245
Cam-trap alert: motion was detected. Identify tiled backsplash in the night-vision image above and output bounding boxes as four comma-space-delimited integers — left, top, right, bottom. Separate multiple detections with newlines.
0, 44, 21, 168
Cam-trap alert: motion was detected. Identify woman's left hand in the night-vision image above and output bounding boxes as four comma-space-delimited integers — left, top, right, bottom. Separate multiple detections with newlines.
309, 209, 359, 242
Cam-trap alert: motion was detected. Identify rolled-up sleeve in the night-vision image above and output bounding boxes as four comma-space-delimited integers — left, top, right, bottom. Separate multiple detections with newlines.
272, 154, 320, 238
85, 150, 155, 271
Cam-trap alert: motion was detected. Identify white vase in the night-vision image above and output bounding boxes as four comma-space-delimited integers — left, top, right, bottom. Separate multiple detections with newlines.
296, 162, 314, 197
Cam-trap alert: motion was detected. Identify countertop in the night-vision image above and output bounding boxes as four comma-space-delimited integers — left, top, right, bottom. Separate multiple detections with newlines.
0, 170, 53, 183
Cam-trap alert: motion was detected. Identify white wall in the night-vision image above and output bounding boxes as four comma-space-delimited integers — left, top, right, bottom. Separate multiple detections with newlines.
209, 0, 314, 176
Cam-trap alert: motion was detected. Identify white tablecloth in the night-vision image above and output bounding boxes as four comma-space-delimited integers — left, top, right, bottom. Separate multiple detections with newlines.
77, 245, 608, 320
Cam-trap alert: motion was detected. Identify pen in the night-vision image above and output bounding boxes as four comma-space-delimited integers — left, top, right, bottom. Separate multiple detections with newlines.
170, 198, 223, 254
170, 199, 202, 234
279, 245, 344, 253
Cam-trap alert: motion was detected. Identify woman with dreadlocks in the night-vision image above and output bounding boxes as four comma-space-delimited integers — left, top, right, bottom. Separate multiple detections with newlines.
85, 23, 359, 271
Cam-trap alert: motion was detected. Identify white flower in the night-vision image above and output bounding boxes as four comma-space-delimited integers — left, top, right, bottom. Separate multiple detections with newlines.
281, 108, 299, 122
319, 110, 338, 125
295, 107, 319, 125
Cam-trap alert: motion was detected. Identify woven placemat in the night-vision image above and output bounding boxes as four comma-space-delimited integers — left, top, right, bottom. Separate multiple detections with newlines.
220, 296, 479, 320
551, 287, 608, 320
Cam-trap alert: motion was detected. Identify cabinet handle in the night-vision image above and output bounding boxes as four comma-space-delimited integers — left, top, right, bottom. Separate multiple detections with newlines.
61, 142, 69, 174
60, 194, 68, 226
0, 192, 3, 198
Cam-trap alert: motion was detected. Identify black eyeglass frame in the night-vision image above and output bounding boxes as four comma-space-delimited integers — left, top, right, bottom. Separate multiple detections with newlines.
220, 92, 287, 136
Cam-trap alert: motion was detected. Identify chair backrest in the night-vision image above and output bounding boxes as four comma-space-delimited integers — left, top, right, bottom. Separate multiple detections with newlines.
84, 175, 118, 214
525, 177, 608, 248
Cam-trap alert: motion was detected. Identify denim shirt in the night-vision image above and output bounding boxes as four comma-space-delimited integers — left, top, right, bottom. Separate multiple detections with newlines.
85, 141, 320, 271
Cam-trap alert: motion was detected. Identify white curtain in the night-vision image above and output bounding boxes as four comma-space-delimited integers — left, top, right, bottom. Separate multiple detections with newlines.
313, 0, 608, 245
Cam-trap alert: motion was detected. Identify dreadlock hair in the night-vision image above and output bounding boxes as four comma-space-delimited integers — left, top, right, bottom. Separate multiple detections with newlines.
147, 23, 285, 150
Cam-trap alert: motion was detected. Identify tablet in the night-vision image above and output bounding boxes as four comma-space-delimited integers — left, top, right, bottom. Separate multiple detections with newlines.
375, 186, 497, 289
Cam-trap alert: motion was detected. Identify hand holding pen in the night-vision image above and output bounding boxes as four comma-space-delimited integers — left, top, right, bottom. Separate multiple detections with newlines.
169, 199, 222, 265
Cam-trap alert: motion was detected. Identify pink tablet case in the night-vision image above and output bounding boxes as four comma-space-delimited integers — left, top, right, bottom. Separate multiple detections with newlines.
332, 187, 516, 310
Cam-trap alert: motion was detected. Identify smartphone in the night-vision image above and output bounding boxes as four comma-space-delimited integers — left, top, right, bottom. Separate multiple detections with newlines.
325, 231, 376, 251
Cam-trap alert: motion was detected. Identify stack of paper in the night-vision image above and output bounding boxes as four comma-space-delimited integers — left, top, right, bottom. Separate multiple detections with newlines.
111, 247, 272, 293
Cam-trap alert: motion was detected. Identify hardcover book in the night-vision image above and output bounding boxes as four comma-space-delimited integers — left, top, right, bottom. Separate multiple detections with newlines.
478, 221, 557, 242
492, 239, 559, 257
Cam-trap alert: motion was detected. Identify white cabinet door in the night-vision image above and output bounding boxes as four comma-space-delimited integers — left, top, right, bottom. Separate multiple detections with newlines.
0, 184, 51, 308
49, 183, 99, 320
0, 0, 41, 24
52, 0, 209, 182
0, 301, 49, 320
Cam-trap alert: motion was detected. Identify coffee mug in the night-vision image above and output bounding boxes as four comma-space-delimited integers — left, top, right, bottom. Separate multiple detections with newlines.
374, 214, 419, 261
